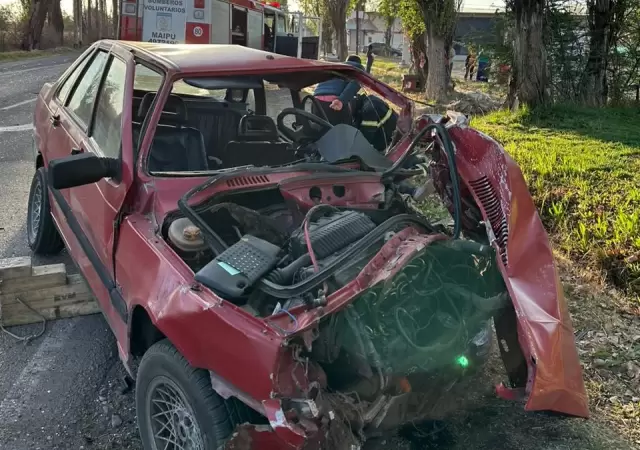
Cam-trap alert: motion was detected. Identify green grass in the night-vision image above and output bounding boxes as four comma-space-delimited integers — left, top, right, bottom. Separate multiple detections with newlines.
0, 47, 75, 62
472, 105, 640, 291
370, 57, 405, 86
370, 57, 640, 292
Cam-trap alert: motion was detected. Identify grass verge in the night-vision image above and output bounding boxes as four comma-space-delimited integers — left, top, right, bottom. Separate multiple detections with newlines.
0, 47, 76, 62
472, 106, 640, 292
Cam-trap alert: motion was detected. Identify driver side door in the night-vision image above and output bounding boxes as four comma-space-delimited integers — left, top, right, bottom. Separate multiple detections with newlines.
49, 44, 135, 348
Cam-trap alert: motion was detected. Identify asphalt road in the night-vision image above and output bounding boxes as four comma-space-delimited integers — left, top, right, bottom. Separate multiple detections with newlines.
0, 54, 140, 450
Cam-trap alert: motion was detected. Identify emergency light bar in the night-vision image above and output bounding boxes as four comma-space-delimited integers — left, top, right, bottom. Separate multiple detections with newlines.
257, 0, 281, 8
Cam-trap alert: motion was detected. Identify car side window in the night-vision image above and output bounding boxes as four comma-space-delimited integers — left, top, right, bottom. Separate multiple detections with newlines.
66, 50, 109, 128
91, 57, 127, 159
57, 53, 92, 104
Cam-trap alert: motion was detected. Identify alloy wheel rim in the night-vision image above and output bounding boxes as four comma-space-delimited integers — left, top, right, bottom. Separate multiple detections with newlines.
29, 176, 43, 243
147, 376, 204, 450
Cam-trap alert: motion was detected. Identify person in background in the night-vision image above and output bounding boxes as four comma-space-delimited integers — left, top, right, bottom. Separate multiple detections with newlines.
366, 44, 375, 73
264, 23, 273, 51
312, 55, 365, 125
464, 50, 477, 81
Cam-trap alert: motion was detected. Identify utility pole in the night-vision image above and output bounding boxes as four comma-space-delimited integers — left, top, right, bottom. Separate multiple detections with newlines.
355, 3, 360, 55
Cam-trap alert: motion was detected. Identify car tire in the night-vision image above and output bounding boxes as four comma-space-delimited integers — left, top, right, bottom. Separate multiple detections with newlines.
27, 167, 64, 255
136, 339, 253, 450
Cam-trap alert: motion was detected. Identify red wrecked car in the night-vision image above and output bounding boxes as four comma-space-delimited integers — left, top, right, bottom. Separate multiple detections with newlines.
28, 41, 588, 449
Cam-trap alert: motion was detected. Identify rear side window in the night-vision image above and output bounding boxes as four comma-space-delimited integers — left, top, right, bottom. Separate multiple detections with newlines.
91, 57, 127, 159
67, 50, 109, 127
57, 53, 92, 104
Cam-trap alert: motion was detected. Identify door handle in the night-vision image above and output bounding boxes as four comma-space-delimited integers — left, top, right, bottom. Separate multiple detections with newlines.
50, 114, 60, 127
71, 147, 83, 155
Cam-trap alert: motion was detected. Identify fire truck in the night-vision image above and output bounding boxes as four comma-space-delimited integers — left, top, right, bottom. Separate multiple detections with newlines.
118, 0, 322, 59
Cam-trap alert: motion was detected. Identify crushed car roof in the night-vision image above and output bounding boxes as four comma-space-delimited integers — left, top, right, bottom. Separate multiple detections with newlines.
111, 41, 357, 74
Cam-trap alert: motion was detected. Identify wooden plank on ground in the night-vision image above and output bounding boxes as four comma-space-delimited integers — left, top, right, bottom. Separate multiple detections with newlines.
0, 263, 67, 295
1, 301, 101, 327
0, 274, 91, 307
0, 257, 32, 280
0, 258, 100, 327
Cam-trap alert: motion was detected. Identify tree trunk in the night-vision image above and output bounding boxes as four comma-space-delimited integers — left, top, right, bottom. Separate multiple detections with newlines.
22, 0, 50, 50
384, 25, 392, 46
580, 0, 613, 106
333, 16, 347, 60
112, 0, 118, 37
444, 38, 453, 92
321, 18, 332, 55
513, 0, 548, 108
410, 32, 427, 91
87, 0, 92, 40
50, 0, 64, 46
425, 30, 447, 102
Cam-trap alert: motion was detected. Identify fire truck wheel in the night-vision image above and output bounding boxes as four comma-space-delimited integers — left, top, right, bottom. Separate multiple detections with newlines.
137, 339, 251, 450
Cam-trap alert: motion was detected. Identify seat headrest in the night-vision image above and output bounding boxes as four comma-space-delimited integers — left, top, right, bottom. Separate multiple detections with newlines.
138, 93, 188, 125
237, 115, 278, 142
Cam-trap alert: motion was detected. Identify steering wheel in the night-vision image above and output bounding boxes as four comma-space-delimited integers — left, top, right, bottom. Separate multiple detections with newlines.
300, 94, 331, 123
276, 107, 334, 144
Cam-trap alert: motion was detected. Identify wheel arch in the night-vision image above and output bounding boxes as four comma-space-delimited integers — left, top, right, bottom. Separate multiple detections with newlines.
129, 304, 167, 359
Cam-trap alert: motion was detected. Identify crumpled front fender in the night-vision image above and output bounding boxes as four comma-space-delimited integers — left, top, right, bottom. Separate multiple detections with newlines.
444, 122, 589, 418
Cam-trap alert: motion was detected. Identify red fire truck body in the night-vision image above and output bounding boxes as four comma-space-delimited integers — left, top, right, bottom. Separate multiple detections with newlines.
118, 0, 321, 59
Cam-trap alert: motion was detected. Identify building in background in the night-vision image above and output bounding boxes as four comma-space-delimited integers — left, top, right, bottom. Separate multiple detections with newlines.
345, 11, 403, 53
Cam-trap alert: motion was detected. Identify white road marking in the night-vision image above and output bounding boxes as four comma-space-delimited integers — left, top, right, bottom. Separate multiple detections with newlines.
0, 124, 33, 133
0, 98, 36, 111
0, 62, 69, 78
0, 320, 76, 423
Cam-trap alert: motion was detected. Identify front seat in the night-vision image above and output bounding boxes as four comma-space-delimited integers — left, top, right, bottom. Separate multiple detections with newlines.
135, 93, 208, 172
221, 115, 292, 168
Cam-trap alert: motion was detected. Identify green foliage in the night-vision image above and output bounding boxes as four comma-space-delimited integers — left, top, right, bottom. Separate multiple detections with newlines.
545, 0, 590, 102
609, 0, 640, 103
396, 0, 425, 39
473, 105, 640, 290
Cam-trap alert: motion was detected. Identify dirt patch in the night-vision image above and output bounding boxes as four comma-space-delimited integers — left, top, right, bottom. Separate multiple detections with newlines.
556, 252, 640, 447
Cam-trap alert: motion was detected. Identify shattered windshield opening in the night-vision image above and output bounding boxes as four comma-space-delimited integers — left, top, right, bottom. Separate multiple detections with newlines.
134, 70, 413, 177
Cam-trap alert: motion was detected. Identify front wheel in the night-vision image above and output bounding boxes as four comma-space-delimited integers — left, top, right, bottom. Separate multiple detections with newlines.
27, 167, 64, 255
136, 340, 249, 450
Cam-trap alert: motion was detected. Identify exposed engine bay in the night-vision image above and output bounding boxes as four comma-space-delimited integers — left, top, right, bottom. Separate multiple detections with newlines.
161, 144, 510, 438
165, 186, 421, 317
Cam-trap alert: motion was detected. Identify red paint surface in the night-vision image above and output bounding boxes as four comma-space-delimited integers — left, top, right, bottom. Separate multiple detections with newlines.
34, 42, 588, 450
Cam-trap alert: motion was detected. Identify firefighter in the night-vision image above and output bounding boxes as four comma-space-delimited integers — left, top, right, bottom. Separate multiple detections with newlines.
355, 94, 398, 152
312, 55, 365, 125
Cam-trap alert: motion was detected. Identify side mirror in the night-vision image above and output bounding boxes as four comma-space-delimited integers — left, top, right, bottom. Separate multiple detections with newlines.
48, 153, 120, 189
